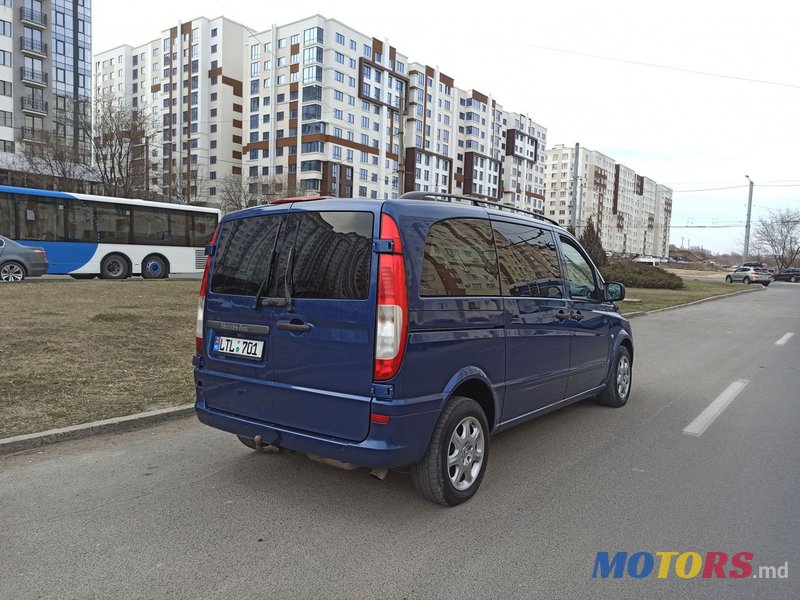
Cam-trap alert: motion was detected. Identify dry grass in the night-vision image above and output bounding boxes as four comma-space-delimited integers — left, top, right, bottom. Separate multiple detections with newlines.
0, 279, 200, 438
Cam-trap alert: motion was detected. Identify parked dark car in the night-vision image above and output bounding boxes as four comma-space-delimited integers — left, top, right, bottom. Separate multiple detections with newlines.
0, 235, 48, 281
193, 192, 634, 506
774, 268, 800, 283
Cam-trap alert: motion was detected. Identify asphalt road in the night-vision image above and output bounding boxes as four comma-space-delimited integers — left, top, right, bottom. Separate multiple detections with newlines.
1, 283, 798, 600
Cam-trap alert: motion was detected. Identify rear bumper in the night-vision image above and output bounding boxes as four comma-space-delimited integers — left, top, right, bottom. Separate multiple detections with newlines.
29, 262, 48, 277
194, 396, 440, 469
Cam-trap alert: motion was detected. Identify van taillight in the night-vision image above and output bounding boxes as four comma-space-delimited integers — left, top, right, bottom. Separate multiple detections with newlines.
374, 214, 408, 381
196, 224, 221, 354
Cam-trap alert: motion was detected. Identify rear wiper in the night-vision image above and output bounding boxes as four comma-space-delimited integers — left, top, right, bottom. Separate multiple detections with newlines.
251, 220, 284, 310
283, 245, 296, 313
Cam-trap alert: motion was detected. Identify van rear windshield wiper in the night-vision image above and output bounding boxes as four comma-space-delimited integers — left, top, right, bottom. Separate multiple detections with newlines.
251, 220, 284, 310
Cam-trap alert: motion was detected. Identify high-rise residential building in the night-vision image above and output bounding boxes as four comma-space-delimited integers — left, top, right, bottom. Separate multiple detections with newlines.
240, 15, 409, 201
501, 111, 547, 213
97, 13, 548, 210
94, 16, 252, 203
0, 0, 93, 179
544, 144, 673, 256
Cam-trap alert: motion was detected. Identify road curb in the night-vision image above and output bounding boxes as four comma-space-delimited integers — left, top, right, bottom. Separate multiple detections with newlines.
0, 404, 196, 456
623, 286, 761, 319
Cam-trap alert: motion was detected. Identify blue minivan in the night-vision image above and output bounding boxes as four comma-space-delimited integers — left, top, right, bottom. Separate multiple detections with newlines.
194, 192, 633, 505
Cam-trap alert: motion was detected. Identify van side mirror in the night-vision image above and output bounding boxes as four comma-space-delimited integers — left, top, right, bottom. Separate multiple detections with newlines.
605, 282, 625, 302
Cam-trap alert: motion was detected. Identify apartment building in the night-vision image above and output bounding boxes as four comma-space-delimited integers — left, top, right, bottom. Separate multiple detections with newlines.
502, 111, 547, 212
238, 16, 410, 201
98, 13, 549, 210
0, 0, 92, 175
544, 144, 673, 256
94, 16, 252, 202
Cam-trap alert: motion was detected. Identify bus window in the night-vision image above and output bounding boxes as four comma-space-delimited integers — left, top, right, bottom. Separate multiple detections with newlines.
168, 211, 190, 246
16, 195, 65, 241
191, 213, 217, 246
0, 193, 14, 237
133, 206, 170, 245
96, 204, 131, 244
66, 200, 96, 242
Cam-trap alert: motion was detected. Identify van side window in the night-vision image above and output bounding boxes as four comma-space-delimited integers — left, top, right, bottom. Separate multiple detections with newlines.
493, 221, 563, 298
558, 236, 599, 300
420, 218, 499, 297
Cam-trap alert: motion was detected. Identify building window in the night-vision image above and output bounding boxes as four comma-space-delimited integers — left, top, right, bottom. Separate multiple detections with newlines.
0, 20, 10, 36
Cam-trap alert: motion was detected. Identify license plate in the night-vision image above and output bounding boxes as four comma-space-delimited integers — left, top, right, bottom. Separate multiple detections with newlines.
213, 336, 264, 360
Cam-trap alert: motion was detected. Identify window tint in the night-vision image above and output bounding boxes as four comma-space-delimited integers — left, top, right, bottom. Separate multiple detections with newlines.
133, 207, 170, 245
280, 211, 373, 300
493, 221, 563, 298
211, 215, 284, 296
558, 237, 598, 300
66, 200, 96, 242
168, 212, 190, 246
95, 204, 131, 244
0, 192, 14, 237
16, 195, 65, 241
420, 218, 499, 297
191, 213, 218, 246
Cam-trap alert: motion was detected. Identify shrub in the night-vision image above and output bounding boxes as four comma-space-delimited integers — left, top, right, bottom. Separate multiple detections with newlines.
600, 260, 684, 290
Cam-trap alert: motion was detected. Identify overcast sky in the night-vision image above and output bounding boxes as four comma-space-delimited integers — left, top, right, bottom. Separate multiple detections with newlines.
93, 0, 800, 254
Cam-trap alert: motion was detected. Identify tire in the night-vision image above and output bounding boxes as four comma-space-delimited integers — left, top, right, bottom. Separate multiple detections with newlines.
725, 275, 732, 283
411, 396, 489, 507
142, 255, 168, 279
743, 277, 751, 285
791, 276, 797, 283
0, 261, 25, 282
597, 347, 632, 408
100, 254, 129, 280
70, 274, 96, 280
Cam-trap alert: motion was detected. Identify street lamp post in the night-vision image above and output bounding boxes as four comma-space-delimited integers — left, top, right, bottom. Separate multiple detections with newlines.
743, 175, 754, 262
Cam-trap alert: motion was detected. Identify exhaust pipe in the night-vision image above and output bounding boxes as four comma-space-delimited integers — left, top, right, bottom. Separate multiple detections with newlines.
369, 468, 388, 481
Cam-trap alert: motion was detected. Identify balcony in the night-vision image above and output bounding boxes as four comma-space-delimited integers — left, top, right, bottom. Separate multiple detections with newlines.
20, 37, 48, 57
21, 127, 45, 143
20, 67, 48, 86
20, 7, 48, 27
20, 96, 49, 115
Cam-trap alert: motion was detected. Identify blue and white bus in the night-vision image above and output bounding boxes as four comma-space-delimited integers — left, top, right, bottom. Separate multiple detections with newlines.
0, 185, 220, 279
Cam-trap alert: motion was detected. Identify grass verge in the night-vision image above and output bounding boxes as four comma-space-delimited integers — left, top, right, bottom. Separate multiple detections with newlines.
619, 278, 756, 314
0, 276, 756, 438
0, 279, 199, 438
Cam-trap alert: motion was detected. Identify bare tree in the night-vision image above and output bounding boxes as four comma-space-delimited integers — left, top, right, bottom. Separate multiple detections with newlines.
171, 169, 210, 205
218, 174, 263, 213
16, 129, 93, 192
85, 94, 160, 199
217, 174, 308, 212
753, 208, 800, 269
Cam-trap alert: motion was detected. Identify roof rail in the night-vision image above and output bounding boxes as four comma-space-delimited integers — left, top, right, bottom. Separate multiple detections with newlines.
399, 191, 561, 227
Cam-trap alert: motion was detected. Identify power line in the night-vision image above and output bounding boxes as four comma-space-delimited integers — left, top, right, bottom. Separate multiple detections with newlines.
514, 42, 800, 89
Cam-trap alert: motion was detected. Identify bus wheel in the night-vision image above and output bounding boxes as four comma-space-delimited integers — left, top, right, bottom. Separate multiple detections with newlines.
142, 255, 168, 279
100, 254, 129, 280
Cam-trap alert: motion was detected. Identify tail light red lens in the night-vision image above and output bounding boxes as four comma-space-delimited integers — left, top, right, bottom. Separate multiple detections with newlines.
373, 214, 408, 381
196, 224, 221, 354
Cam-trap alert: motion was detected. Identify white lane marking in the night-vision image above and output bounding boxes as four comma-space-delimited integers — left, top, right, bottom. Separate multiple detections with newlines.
683, 380, 750, 437
775, 332, 795, 346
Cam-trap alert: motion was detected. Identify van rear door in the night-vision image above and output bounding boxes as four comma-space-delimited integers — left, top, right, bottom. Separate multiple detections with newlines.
202, 210, 287, 420
268, 204, 378, 442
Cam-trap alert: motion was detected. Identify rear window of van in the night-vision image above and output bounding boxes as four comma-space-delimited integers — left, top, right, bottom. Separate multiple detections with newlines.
211, 211, 373, 299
